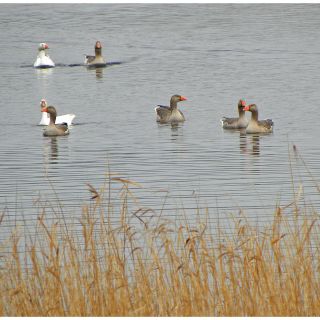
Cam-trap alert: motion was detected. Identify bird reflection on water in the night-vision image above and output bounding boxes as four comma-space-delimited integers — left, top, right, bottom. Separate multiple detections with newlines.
86, 66, 104, 79
170, 123, 185, 142
35, 67, 53, 78
85, 62, 122, 79
95, 67, 104, 79
156, 121, 185, 142
239, 132, 260, 157
43, 136, 59, 167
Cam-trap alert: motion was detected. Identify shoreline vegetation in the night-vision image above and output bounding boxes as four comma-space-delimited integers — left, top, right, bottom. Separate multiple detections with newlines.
0, 147, 320, 316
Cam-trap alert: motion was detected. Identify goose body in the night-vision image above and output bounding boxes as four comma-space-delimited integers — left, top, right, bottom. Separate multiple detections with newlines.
84, 41, 106, 67
43, 123, 69, 137
34, 43, 55, 68
221, 99, 249, 129
155, 95, 187, 123
243, 104, 273, 134
41, 106, 69, 136
39, 100, 75, 126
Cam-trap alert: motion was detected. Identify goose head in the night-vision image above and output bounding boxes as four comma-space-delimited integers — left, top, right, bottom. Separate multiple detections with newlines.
41, 105, 56, 116
238, 99, 246, 109
243, 104, 258, 113
38, 43, 49, 51
41, 105, 58, 124
170, 95, 187, 108
238, 99, 247, 114
40, 99, 48, 110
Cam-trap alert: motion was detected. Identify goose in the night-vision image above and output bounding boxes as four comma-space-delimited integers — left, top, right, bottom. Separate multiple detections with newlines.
41, 106, 69, 136
39, 99, 75, 126
155, 95, 187, 123
243, 104, 273, 134
84, 41, 106, 67
221, 99, 249, 129
34, 43, 55, 68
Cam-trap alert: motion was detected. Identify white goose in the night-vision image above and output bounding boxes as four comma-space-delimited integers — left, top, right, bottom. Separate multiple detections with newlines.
39, 99, 75, 126
34, 43, 55, 68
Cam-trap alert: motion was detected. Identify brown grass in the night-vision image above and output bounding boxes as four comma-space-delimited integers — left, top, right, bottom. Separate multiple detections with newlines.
0, 169, 320, 316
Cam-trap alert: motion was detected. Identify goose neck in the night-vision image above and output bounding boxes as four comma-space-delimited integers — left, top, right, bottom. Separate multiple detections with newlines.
95, 47, 102, 57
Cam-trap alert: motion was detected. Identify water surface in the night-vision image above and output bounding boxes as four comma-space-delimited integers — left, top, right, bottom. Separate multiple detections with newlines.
1, 4, 320, 238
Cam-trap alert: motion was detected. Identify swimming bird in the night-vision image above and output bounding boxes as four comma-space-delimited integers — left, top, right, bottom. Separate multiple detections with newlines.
41, 106, 69, 136
39, 99, 75, 126
84, 41, 106, 67
243, 104, 273, 134
221, 99, 248, 129
34, 43, 55, 68
155, 95, 187, 123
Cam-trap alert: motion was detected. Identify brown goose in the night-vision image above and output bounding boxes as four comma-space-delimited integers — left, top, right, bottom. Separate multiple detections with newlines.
39, 99, 75, 126
41, 106, 69, 136
155, 95, 187, 123
84, 41, 106, 67
221, 99, 249, 129
243, 104, 273, 134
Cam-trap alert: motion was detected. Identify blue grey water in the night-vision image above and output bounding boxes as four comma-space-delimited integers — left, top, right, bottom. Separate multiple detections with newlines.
0, 4, 320, 239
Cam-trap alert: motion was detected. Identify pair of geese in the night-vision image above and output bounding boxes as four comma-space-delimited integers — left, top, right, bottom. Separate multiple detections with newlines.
40, 95, 273, 137
34, 41, 106, 68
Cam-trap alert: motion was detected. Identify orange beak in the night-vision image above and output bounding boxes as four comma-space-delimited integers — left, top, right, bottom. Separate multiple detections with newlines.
180, 96, 187, 101
243, 105, 250, 111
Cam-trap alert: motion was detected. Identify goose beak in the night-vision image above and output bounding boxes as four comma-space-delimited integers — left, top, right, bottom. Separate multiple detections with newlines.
243, 105, 250, 111
180, 96, 187, 101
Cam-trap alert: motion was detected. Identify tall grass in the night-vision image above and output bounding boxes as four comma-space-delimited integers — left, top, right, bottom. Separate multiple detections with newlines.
0, 154, 320, 316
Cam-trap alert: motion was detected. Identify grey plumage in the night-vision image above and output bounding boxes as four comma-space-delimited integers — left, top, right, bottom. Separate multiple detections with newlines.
155, 95, 187, 124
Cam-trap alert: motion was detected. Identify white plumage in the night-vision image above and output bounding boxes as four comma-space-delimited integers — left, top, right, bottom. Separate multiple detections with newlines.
34, 43, 55, 68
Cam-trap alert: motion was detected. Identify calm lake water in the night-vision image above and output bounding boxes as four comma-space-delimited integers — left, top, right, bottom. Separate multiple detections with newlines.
1, 4, 320, 239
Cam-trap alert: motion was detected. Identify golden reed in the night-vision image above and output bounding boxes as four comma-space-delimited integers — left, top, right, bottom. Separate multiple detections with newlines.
0, 148, 319, 316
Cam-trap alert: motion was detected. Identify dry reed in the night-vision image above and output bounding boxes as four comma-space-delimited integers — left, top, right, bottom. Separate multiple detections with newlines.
0, 151, 320, 316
